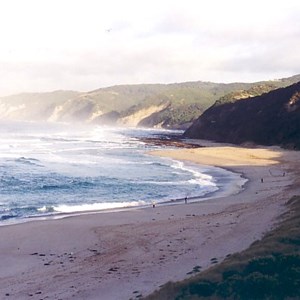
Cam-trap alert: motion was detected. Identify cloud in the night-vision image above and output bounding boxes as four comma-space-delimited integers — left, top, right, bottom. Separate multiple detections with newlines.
0, 0, 299, 95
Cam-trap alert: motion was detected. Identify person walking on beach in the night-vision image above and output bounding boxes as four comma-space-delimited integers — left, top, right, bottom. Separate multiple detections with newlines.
184, 196, 188, 204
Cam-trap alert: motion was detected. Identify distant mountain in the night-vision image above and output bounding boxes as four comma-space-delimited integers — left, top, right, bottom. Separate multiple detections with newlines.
0, 91, 81, 122
0, 74, 300, 129
184, 82, 300, 149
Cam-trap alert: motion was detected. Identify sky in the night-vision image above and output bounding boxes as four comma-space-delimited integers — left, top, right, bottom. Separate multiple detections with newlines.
0, 0, 299, 96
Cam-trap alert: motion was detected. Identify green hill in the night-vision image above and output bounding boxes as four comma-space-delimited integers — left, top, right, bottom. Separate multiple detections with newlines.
184, 81, 300, 149
0, 74, 300, 128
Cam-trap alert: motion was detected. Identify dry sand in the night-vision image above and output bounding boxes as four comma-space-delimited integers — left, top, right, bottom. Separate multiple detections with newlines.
0, 143, 299, 300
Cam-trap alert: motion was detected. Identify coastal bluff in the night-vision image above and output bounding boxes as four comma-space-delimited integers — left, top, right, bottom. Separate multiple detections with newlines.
184, 82, 300, 150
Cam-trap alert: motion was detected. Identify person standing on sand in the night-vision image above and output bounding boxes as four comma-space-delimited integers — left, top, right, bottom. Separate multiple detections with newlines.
185, 196, 188, 204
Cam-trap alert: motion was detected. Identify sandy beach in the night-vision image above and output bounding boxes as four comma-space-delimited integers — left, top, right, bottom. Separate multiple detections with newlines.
0, 143, 299, 300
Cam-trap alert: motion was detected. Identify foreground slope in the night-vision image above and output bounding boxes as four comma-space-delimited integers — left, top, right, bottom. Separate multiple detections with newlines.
184, 81, 300, 149
146, 195, 300, 300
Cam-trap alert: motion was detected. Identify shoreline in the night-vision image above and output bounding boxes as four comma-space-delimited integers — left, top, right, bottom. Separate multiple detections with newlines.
0, 143, 299, 299
0, 157, 246, 228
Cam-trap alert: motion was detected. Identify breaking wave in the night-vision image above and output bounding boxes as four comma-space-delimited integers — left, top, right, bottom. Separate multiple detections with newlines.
0, 122, 245, 224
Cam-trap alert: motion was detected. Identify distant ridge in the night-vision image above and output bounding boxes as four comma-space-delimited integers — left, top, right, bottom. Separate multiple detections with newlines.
184, 81, 300, 149
0, 75, 300, 129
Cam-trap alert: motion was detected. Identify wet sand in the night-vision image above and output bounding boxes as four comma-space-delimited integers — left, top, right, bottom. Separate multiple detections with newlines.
0, 143, 299, 300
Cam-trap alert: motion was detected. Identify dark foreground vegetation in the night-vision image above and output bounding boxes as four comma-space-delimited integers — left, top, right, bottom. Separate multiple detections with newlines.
145, 196, 300, 300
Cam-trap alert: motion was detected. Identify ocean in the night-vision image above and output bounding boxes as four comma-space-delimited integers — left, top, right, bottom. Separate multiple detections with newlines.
0, 121, 244, 224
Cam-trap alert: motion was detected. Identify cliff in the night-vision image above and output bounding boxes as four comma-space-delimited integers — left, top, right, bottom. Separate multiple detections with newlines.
184, 82, 300, 149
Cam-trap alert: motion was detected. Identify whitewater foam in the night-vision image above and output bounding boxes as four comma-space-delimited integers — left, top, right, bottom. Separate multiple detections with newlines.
0, 122, 245, 223
38, 200, 148, 214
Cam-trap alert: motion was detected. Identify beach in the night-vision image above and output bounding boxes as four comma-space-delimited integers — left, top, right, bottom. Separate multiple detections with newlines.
0, 143, 299, 300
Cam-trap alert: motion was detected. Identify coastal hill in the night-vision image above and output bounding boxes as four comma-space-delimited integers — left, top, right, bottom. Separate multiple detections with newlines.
0, 74, 300, 129
184, 81, 300, 149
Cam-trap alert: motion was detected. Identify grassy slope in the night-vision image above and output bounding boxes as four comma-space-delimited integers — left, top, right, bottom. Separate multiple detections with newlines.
145, 196, 300, 300
0, 74, 300, 126
87, 81, 242, 113
87, 76, 300, 127
215, 74, 300, 106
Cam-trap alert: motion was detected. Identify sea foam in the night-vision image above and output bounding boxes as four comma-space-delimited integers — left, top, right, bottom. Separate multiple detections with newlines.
0, 122, 244, 223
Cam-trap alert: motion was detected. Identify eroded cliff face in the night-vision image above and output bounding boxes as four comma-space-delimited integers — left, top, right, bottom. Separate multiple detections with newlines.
184, 82, 300, 149
118, 104, 168, 127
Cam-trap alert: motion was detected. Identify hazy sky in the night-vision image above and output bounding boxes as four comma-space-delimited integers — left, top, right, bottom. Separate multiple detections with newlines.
0, 0, 299, 96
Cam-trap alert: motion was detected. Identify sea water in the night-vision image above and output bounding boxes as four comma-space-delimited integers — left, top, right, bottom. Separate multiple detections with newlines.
0, 121, 243, 224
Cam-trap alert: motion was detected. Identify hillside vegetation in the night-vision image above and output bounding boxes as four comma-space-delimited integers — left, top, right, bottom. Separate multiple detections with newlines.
184, 81, 300, 149
0, 75, 300, 129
